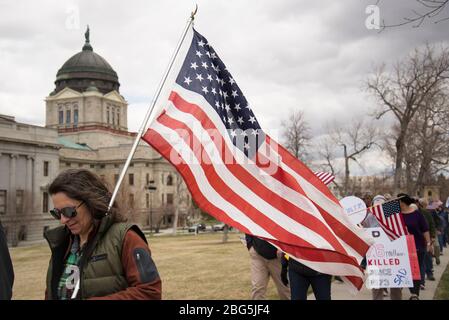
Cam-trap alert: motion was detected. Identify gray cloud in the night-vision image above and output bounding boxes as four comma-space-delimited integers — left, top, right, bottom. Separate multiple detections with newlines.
0, 0, 448, 174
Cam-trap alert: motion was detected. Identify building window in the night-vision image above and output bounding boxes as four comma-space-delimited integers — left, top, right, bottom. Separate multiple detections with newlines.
0, 190, 6, 214
100, 164, 105, 169
167, 175, 173, 186
107, 107, 110, 124
167, 193, 174, 205
129, 163, 134, 167
90, 164, 95, 168
428, 191, 432, 196
162, 193, 165, 204
78, 163, 83, 168
43, 161, 49, 177
114, 164, 119, 168
18, 225, 27, 241
42, 192, 49, 213
146, 173, 150, 185
66, 109, 71, 124
129, 174, 134, 186
16, 190, 24, 214
117, 111, 120, 126
129, 194, 134, 208
146, 163, 150, 167
146, 193, 150, 208
161, 173, 164, 185
112, 111, 115, 126
114, 174, 119, 184
74, 109, 79, 126
66, 162, 71, 167
59, 110, 64, 125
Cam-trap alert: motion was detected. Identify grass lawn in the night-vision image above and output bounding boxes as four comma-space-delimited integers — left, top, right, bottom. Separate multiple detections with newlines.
434, 262, 449, 300
10, 232, 281, 300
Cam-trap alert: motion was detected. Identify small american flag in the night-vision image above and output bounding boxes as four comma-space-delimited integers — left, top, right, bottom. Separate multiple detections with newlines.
142, 28, 373, 291
369, 200, 408, 240
314, 172, 335, 185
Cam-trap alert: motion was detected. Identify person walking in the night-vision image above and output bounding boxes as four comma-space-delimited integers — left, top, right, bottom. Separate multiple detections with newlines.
280, 253, 331, 300
245, 234, 290, 300
398, 193, 431, 300
0, 221, 14, 300
44, 169, 162, 300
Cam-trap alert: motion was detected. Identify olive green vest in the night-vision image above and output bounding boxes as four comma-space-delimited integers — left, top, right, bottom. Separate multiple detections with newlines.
44, 215, 146, 299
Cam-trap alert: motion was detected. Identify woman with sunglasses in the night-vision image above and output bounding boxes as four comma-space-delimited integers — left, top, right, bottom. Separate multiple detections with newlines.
44, 169, 161, 300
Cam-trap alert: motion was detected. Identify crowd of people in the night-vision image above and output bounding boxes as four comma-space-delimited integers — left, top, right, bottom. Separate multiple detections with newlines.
1, 169, 449, 300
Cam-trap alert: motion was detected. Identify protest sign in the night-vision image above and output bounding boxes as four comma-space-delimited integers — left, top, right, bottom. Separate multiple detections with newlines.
339, 196, 367, 225
365, 227, 419, 288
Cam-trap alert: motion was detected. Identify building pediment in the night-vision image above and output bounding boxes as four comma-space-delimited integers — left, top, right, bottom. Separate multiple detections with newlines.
104, 90, 127, 104
46, 87, 82, 101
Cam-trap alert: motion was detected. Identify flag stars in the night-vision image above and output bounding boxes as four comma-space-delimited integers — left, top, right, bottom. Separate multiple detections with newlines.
248, 116, 256, 124
211, 88, 217, 95
244, 143, 250, 150
234, 104, 241, 111
215, 101, 220, 109
198, 40, 205, 47
195, 50, 203, 58
201, 86, 209, 94
183, 77, 192, 85
207, 74, 213, 82
224, 103, 231, 112
230, 130, 237, 138
231, 90, 239, 98
227, 117, 234, 125
211, 52, 217, 59
223, 91, 228, 99
196, 73, 204, 82
190, 62, 198, 70
229, 77, 235, 85
237, 117, 244, 125
205, 51, 211, 58
245, 105, 252, 111
201, 62, 209, 70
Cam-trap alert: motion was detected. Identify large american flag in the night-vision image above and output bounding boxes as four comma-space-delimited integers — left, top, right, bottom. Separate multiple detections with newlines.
369, 200, 408, 240
142, 28, 373, 291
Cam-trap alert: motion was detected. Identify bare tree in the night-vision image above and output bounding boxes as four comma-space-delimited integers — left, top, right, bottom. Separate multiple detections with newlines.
378, 0, 449, 29
367, 44, 449, 192
281, 109, 310, 161
320, 119, 379, 196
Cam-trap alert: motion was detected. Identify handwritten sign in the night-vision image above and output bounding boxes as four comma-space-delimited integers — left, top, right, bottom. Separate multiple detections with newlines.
365, 227, 414, 289
339, 196, 367, 225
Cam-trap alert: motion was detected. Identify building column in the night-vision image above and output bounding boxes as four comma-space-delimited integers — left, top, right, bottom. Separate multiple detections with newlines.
26, 155, 34, 214
9, 154, 17, 215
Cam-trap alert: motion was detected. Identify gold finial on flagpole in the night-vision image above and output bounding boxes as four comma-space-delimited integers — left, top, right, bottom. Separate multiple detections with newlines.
191, 4, 198, 20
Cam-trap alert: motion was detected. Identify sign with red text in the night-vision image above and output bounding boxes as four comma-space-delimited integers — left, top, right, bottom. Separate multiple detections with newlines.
365, 227, 414, 289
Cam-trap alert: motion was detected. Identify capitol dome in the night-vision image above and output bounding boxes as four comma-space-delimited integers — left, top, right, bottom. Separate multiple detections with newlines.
52, 27, 120, 95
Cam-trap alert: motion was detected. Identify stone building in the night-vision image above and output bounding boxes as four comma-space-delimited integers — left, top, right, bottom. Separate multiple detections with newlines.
0, 28, 191, 245
0, 115, 60, 245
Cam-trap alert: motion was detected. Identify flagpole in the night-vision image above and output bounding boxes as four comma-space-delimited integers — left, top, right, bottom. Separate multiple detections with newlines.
106, 6, 198, 214
347, 195, 405, 217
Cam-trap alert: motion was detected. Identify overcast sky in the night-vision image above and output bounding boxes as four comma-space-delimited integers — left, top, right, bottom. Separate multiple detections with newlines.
1, 0, 448, 175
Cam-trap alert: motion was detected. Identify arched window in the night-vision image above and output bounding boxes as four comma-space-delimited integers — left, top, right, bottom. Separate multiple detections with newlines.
167, 175, 173, 186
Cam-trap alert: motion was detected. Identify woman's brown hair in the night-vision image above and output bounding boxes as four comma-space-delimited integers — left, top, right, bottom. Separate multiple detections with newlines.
48, 169, 126, 222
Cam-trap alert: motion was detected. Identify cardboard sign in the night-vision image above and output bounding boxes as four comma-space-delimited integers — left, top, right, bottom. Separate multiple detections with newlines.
365, 227, 418, 288
339, 196, 367, 225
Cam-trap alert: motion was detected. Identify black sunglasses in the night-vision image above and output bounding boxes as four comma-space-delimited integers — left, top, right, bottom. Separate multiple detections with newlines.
50, 201, 84, 220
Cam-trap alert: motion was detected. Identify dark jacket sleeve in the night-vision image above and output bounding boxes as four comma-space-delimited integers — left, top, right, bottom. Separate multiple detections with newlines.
245, 234, 254, 250
0, 224, 14, 300
89, 230, 161, 300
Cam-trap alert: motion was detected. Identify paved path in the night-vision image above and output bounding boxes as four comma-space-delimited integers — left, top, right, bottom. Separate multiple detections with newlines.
308, 249, 448, 300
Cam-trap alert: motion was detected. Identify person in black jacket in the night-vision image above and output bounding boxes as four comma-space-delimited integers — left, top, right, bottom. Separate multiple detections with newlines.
0, 221, 14, 300
245, 234, 290, 300
281, 253, 331, 300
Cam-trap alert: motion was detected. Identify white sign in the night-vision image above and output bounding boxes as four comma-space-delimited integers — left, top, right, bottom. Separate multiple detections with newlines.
365, 228, 413, 289
339, 196, 367, 225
